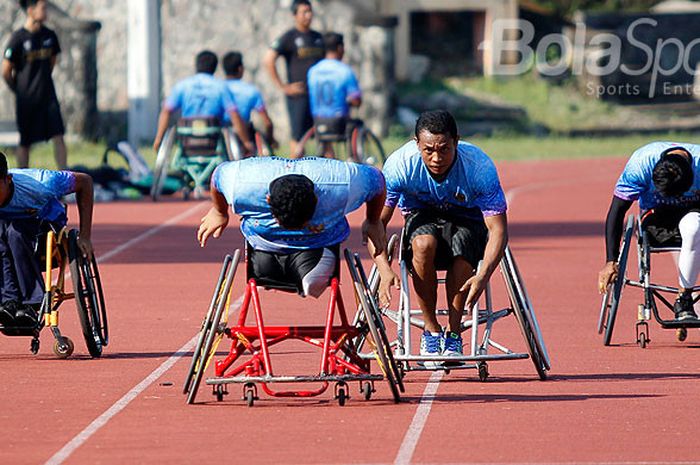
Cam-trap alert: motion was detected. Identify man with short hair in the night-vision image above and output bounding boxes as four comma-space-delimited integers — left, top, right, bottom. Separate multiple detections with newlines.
2, 0, 67, 169
371, 110, 508, 363
0, 151, 94, 327
197, 156, 388, 298
598, 142, 700, 321
153, 50, 253, 155
221, 51, 277, 151
263, 0, 323, 156
307, 32, 361, 158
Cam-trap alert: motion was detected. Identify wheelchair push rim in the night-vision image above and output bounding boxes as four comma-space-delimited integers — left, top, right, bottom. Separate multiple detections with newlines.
68, 229, 108, 358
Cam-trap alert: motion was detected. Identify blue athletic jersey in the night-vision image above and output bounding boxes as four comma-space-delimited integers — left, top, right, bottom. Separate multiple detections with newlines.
307, 59, 361, 118
383, 141, 507, 220
0, 169, 75, 224
615, 141, 700, 210
213, 157, 385, 253
222, 79, 265, 124
163, 73, 237, 120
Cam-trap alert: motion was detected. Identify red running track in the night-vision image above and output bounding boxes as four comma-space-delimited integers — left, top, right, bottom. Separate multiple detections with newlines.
2, 157, 700, 465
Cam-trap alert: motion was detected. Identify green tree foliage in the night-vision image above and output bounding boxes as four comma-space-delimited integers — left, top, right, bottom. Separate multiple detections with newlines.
530, 0, 665, 18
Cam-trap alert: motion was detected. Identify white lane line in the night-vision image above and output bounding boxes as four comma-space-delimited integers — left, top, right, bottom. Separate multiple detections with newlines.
43, 201, 227, 465
96, 202, 207, 264
393, 371, 444, 465
45, 294, 244, 465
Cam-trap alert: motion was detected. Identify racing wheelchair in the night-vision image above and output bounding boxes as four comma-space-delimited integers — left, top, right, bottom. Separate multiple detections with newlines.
183, 246, 403, 406
599, 214, 700, 348
356, 233, 550, 381
295, 118, 385, 167
151, 117, 237, 201
0, 227, 108, 358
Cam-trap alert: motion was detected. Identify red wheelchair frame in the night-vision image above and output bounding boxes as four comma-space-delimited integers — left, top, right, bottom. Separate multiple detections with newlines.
183, 248, 402, 406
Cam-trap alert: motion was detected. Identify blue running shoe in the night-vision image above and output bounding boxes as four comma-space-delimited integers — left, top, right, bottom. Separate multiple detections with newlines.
419, 331, 442, 367
442, 331, 463, 357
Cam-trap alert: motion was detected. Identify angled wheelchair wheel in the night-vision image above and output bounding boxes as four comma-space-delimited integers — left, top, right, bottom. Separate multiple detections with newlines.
353, 127, 385, 167
344, 250, 403, 403
254, 131, 273, 157
183, 252, 238, 395
501, 247, 550, 380
222, 128, 243, 161
296, 127, 318, 158
186, 250, 239, 404
151, 127, 176, 201
600, 215, 635, 346
68, 230, 108, 358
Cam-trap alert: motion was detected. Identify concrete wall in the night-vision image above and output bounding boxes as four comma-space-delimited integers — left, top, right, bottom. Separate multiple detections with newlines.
2, 0, 396, 143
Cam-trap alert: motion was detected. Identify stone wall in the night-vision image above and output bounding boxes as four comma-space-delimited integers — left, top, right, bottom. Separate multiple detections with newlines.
0, 2, 101, 139
3, 0, 396, 143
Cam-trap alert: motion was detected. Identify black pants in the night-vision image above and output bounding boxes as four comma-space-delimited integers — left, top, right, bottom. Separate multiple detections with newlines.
0, 218, 50, 305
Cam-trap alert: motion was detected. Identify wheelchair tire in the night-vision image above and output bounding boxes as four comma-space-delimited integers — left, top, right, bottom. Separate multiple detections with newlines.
296, 127, 317, 158
222, 128, 243, 161
186, 251, 239, 405
183, 252, 236, 395
501, 247, 550, 380
353, 127, 385, 167
151, 127, 176, 201
344, 250, 403, 402
254, 131, 273, 157
602, 215, 635, 346
68, 230, 108, 358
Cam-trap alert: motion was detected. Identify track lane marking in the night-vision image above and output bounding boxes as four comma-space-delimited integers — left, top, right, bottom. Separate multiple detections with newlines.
393, 371, 443, 465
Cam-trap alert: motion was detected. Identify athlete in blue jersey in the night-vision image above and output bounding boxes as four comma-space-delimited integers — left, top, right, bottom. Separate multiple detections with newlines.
152, 50, 253, 155
0, 151, 94, 327
306, 32, 361, 157
599, 141, 700, 321
197, 156, 387, 298
370, 110, 508, 362
221, 51, 277, 151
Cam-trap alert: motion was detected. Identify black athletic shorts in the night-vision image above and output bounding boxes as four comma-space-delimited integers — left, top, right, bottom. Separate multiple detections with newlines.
286, 95, 314, 142
247, 244, 340, 297
403, 210, 488, 270
641, 207, 700, 247
16, 97, 65, 147
314, 116, 347, 142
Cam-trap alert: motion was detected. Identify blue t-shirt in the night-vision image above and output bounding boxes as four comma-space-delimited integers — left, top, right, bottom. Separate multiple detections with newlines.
614, 141, 700, 210
213, 157, 385, 253
163, 73, 237, 120
383, 141, 507, 220
307, 59, 361, 119
0, 169, 75, 224
222, 79, 265, 124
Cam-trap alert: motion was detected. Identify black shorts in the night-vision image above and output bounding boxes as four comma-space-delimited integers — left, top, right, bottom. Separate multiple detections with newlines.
286, 95, 314, 142
16, 97, 65, 147
403, 210, 488, 270
641, 207, 700, 247
314, 116, 347, 142
247, 244, 340, 297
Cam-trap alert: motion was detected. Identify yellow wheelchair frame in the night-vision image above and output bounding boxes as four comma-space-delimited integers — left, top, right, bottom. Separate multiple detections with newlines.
0, 227, 108, 358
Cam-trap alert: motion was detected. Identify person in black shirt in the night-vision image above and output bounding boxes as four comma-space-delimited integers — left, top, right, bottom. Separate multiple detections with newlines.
263, 0, 324, 156
2, 0, 67, 170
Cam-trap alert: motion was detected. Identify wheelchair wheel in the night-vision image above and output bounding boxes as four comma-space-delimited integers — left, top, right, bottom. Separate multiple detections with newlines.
352, 127, 385, 167
223, 128, 243, 161
68, 230, 108, 358
151, 127, 176, 201
297, 127, 352, 160
344, 250, 403, 403
183, 252, 237, 395
601, 215, 635, 346
501, 247, 550, 380
186, 251, 239, 404
254, 131, 273, 157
